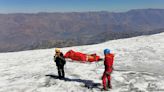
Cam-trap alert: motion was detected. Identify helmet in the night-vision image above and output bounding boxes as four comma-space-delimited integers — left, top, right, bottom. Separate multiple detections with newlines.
104, 49, 110, 55
55, 48, 60, 53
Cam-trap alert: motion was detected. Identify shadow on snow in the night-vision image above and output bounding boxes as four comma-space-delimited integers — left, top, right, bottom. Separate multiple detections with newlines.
45, 74, 101, 89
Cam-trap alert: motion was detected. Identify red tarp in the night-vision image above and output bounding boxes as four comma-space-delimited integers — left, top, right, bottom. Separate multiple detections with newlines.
64, 50, 101, 62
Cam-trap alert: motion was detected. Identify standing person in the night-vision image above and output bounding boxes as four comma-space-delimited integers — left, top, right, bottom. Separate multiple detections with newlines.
102, 49, 114, 90
54, 48, 66, 79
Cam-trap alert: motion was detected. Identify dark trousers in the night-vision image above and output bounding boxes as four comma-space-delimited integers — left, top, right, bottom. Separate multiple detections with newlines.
57, 66, 65, 78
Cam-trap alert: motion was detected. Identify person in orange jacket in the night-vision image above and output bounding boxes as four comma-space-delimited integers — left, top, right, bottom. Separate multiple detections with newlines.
102, 49, 114, 90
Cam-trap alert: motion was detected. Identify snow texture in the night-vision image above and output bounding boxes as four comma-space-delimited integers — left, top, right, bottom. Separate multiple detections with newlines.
0, 33, 164, 92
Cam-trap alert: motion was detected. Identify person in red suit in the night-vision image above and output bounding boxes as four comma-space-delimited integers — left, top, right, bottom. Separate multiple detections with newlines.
102, 49, 114, 90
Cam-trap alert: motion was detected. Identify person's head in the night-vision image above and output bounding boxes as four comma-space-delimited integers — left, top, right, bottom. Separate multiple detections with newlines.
55, 48, 61, 55
104, 49, 110, 55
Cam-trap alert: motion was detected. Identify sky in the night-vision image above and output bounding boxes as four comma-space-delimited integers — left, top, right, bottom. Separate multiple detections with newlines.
0, 0, 164, 13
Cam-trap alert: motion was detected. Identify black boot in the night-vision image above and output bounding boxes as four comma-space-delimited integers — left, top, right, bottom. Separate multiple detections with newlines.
58, 71, 62, 79
108, 81, 112, 89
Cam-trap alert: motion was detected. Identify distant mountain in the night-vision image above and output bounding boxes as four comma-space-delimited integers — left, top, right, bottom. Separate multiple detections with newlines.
0, 9, 164, 52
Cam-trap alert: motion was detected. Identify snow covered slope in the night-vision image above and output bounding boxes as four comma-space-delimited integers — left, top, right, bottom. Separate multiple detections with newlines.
0, 33, 164, 92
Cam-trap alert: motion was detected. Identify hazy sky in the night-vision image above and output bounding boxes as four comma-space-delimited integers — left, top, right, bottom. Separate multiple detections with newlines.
0, 0, 164, 13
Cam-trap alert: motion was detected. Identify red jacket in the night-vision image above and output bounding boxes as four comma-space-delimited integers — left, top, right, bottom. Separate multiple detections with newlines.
64, 50, 87, 61
64, 50, 100, 62
104, 53, 114, 73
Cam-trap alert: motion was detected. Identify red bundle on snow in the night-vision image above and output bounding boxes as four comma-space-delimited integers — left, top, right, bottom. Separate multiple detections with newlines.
64, 50, 101, 63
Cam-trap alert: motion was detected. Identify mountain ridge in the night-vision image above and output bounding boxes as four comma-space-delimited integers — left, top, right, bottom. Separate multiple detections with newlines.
0, 9, 164, 52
